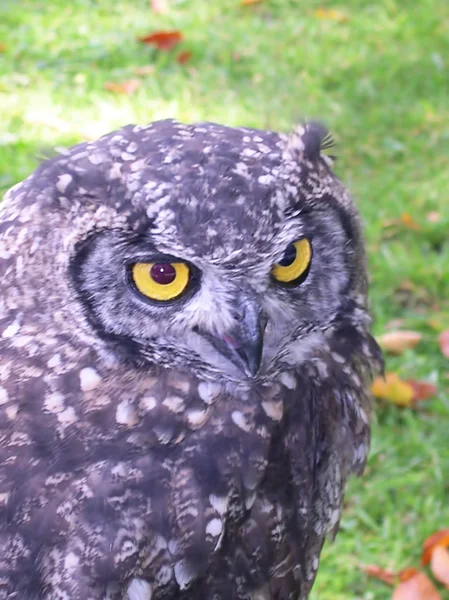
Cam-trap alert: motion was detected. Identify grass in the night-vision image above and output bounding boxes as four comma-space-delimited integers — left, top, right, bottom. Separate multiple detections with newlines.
1, 0, 449, 597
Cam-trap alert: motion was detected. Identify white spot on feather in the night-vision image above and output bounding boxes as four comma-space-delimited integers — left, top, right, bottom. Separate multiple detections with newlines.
198, 381, 221, 404
231, 410, 251, 432
278, 372, 296, 390
116, 400, 138, 427
56, 174, 72, 193
261, 400, 283, 421
79, 367, 102, 392
0, 387, 8, 405
174, 560, 196, 590
127, 578, 153, 600
209, 494, 228, 515
206, 518, 223, 537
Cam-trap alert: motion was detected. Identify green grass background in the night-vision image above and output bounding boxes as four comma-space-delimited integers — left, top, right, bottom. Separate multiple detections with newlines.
1, 1, 449, 597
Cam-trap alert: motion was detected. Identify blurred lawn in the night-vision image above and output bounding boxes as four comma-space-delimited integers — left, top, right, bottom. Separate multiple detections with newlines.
1, 0, 449, 598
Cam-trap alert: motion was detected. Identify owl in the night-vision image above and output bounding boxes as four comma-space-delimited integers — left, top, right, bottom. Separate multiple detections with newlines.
0, 119, 382, 600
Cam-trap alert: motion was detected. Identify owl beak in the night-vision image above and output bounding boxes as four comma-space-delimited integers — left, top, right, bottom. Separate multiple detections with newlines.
216, 299, 266, 378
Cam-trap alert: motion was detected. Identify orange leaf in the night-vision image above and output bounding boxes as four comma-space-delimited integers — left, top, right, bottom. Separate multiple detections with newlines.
0, 43, 6, 52
405, 380, 437, 401
430, 546, 449, 589
176, 51, 192, 65
422, 529, 449, 565
104, 79, 141, 95
392, 570, 442, 600
314, 8, 348, 22
241, 0, 263, 5
372, 373, 414, 407
139, 30, 183, 51
439, 330, 449, 358
361, 564, 396, 586
377, 330, 422, 355
401, 212, 421, 230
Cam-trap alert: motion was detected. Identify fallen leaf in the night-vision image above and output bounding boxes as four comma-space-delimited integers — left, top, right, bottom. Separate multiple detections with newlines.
139, 30, 183, 51
314, 8, 348, 22
439, 330, 449, 358
151, 0, 168, 13
392, 570, 442, 600
430, 546, 449, 589
422, 529, 449, 565
361, 564, 396, 585
406, 380, 437, 401
372, 373, 414, 406
104, 79, 141, 95
427, 211, 441, 223
401, 212, 421, 230
0, 43, 6, 52
241, 0, 263, 5
377, 330, 422, 355
176, 51, 192, 65
133, 65, 155, 75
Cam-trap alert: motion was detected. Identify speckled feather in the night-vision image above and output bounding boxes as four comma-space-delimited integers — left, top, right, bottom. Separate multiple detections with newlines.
0, 120, 382, 600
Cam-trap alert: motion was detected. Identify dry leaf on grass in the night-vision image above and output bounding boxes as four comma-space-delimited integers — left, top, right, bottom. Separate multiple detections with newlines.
139, 30, 183, 51
430, 546, 449, 589
151, 0, 168, 13
104, 79, 141, 95
377, 330, 422, 355
392, 570, 442, 600
439, 330, 449, 358
422, 529, 449, 565
241, 0, 264, 5
372, 373, 436, 407
360, 564, 396, 585
427, 211, 441, 223
176, 51, 192, 65
0, 43, 7, 52
133, 65, 155, 76
314, 8, 348, 22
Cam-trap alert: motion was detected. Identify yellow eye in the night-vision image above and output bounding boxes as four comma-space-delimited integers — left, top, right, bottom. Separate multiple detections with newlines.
131, 261, 190, 301
272, 239, 312, 284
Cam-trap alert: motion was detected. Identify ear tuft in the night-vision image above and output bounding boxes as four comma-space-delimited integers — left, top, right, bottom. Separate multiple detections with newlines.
287, 121, 336, 165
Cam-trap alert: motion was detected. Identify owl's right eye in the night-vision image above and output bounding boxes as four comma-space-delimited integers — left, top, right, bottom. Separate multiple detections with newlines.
131, 261, 191, 301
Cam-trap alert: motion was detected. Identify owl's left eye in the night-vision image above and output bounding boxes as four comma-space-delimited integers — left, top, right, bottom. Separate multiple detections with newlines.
131, 261, 191, 301
272, 239, 312, 285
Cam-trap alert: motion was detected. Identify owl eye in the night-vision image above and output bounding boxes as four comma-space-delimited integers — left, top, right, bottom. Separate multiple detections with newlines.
272, 239, 312, 284
131, 262, 190, 301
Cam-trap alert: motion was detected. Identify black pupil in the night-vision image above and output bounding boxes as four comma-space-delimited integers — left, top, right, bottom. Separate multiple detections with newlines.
150, 263, 176, 285
278, 244, 297, 267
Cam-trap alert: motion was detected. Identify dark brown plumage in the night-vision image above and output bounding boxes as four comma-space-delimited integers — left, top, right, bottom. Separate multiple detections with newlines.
0, 120, 382, 600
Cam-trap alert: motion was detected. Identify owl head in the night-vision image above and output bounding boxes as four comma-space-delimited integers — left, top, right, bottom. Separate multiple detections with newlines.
1, 119, 370, 385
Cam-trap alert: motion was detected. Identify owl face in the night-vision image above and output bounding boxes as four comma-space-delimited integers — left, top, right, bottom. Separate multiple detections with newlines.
69, 120, 363, 384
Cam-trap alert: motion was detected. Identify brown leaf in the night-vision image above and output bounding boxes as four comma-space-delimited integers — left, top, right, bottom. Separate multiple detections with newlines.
176, 51, 192, 65
392, 570, 442, 600
241, 0, 263, 5
372, 373, 414, 407
422, 529, 449, 565
104, 79, 141, 95
151, 0, 168, 13
314, 8, 348, 22
439, 330, 449, 358
377, 330, 422, 355
139, 30, 183, 51
405, 380, 437, 401
431, 546, 449, 589
361, 564, 396, 586
0, 43, 6, 52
